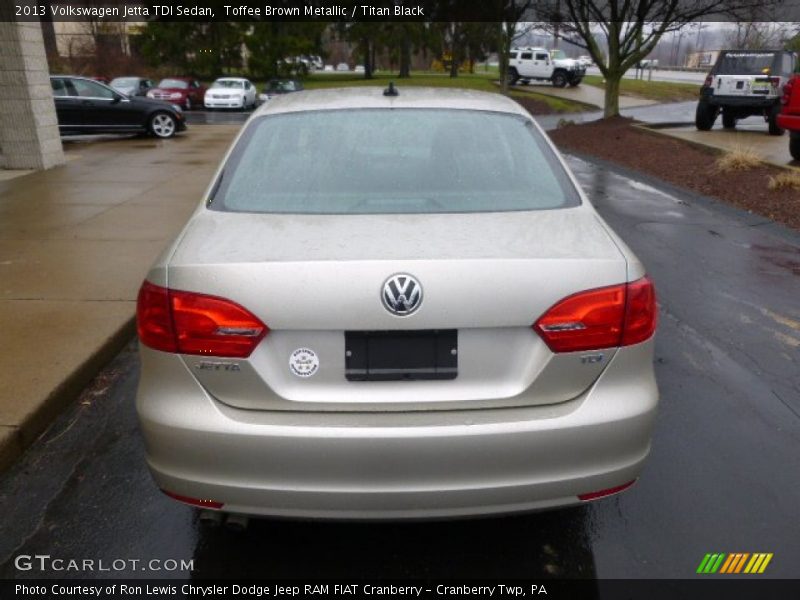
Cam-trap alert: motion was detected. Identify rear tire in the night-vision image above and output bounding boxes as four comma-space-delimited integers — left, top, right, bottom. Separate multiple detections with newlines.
790, 132, 800, 161
507, 68, 519, 86
695, 100, 718, 131
722, 112, 736, 129
552, 71, 568, 88
568, 78, 582, 87
767, 104, 784, 136
149, 111, 177, 139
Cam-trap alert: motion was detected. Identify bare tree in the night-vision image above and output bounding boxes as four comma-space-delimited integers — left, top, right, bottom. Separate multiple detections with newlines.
725, 22, 792, 49
536, 0, 777, 117
497, 1, 535, 92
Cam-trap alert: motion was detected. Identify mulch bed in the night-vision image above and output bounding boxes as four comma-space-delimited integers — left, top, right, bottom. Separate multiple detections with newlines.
514, 96, 560, 115
549, 117, 800, 231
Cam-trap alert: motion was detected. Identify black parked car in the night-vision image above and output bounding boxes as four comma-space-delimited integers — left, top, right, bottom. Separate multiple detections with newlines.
109, 76, 155, 97
50, 76, 186, 139
258, 78, 304, 103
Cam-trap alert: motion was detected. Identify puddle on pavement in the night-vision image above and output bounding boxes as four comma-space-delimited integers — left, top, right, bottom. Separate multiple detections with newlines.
751, 243, 800, 276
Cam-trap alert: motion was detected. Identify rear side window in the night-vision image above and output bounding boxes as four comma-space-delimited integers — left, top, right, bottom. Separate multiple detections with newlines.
520, 52, 533, 60
51, 78, 68, 97
211, 109, 580, 215
535, 53, 549, 61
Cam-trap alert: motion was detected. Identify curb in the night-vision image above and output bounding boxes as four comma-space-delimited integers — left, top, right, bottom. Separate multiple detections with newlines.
0, 317, 136, 474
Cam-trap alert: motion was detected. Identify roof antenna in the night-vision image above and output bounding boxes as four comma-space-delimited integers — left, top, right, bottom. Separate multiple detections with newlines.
383, 82, 399, 97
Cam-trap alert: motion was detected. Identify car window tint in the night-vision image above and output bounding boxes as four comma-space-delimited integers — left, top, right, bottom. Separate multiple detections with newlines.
71, 79, 115, 99
213, 109, 580, 215
51, 78, 69, 97
520, 52, 533, 60
509, 52, 518, 59
535, 53, 549, 61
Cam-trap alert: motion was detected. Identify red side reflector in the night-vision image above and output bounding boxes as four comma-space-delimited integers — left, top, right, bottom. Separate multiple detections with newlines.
137, 281, 177, 353
533, 276, 657, 353
162, 489, 224, 509
136, 281, 268, 358
578, 479, 636, 501
621, 276, 658, 346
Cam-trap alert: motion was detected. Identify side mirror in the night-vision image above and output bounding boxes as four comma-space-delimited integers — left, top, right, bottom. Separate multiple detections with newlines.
112, 93, 123, 103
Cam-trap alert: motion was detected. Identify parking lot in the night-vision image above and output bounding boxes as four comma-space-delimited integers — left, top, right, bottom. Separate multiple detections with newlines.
0, 122, 798, 579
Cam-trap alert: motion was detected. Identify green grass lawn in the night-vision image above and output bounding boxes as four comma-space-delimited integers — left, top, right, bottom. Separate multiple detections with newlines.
582, 74, 700, 103
299, 70, 589, 113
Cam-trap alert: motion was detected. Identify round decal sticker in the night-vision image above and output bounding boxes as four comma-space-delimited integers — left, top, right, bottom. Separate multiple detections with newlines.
289, 348, 319, 378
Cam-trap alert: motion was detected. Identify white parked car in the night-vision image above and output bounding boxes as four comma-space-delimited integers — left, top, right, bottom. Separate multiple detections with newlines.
336, 63, 350, 72
204, 77, 257, 110
354, 65, 365, 74
323, 65, 335, 72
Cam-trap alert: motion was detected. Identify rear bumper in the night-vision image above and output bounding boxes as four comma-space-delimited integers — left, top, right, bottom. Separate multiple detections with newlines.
136, 340, 658, 519
204, 98, 244, 108
702, 91, 777, 108
777, 112, 800, 131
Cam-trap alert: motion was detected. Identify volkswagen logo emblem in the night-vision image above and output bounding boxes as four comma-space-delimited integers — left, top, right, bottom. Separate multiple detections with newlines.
381, 274, 423, 316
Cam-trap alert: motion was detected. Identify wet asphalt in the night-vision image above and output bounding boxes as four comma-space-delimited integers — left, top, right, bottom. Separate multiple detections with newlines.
0, 149, 798, 581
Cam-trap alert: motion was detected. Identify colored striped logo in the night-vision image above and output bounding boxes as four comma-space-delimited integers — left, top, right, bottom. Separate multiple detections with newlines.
696, 553, 773, 574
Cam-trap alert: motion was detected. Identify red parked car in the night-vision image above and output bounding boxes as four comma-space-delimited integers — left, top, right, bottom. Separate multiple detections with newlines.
146, 77, 205, 110
777, 75, 800, 160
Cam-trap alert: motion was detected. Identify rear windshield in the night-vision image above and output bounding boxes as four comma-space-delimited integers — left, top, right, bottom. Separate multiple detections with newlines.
714, 52, 780, 75
111, 77, 138, 87
213, 80, 244, 88
211, 109, 580, 214
157, 79, 188, 89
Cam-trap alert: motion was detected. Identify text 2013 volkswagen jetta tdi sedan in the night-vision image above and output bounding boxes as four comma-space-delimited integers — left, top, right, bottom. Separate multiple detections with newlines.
136, 87, 658, 519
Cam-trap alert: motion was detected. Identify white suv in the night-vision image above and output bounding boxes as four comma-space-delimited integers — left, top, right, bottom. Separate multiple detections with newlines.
508, 47, 585, 88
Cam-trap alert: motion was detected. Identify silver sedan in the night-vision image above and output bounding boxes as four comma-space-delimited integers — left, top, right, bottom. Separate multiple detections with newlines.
136, 86, 658, 519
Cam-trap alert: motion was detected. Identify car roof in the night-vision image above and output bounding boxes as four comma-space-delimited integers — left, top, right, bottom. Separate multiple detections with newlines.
253, 87, 529, 118
215, 77, 248, 81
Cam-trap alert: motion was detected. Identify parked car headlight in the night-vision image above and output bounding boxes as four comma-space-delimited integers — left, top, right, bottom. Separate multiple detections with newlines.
169, 92, 182, 99
146, 91, 155, 98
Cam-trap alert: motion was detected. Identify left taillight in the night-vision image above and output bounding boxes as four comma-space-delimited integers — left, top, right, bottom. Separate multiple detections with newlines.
533, 276, 657, 353
136, 281, 268, 358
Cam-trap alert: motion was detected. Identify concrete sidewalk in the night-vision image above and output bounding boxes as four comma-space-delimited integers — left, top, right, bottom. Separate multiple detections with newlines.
510, 81, 658, 110
0, 125, 241, 470
647, 126, 799, 170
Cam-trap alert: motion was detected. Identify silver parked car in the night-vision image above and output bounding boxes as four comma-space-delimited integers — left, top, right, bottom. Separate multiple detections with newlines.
136, 87, 658, 519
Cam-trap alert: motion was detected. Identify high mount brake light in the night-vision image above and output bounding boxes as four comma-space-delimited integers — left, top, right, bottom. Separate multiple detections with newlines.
533, 276, 657, 353
137, 281, 268, 358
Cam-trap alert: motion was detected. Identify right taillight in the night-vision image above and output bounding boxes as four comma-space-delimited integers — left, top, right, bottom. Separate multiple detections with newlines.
136, 281, 268, 358
781, 80, 793, 105
533, 276, 657, 353
703, 74, 713, 87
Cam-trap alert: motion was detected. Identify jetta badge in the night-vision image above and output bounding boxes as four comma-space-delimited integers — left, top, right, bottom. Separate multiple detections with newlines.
382, 274, 422, 316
